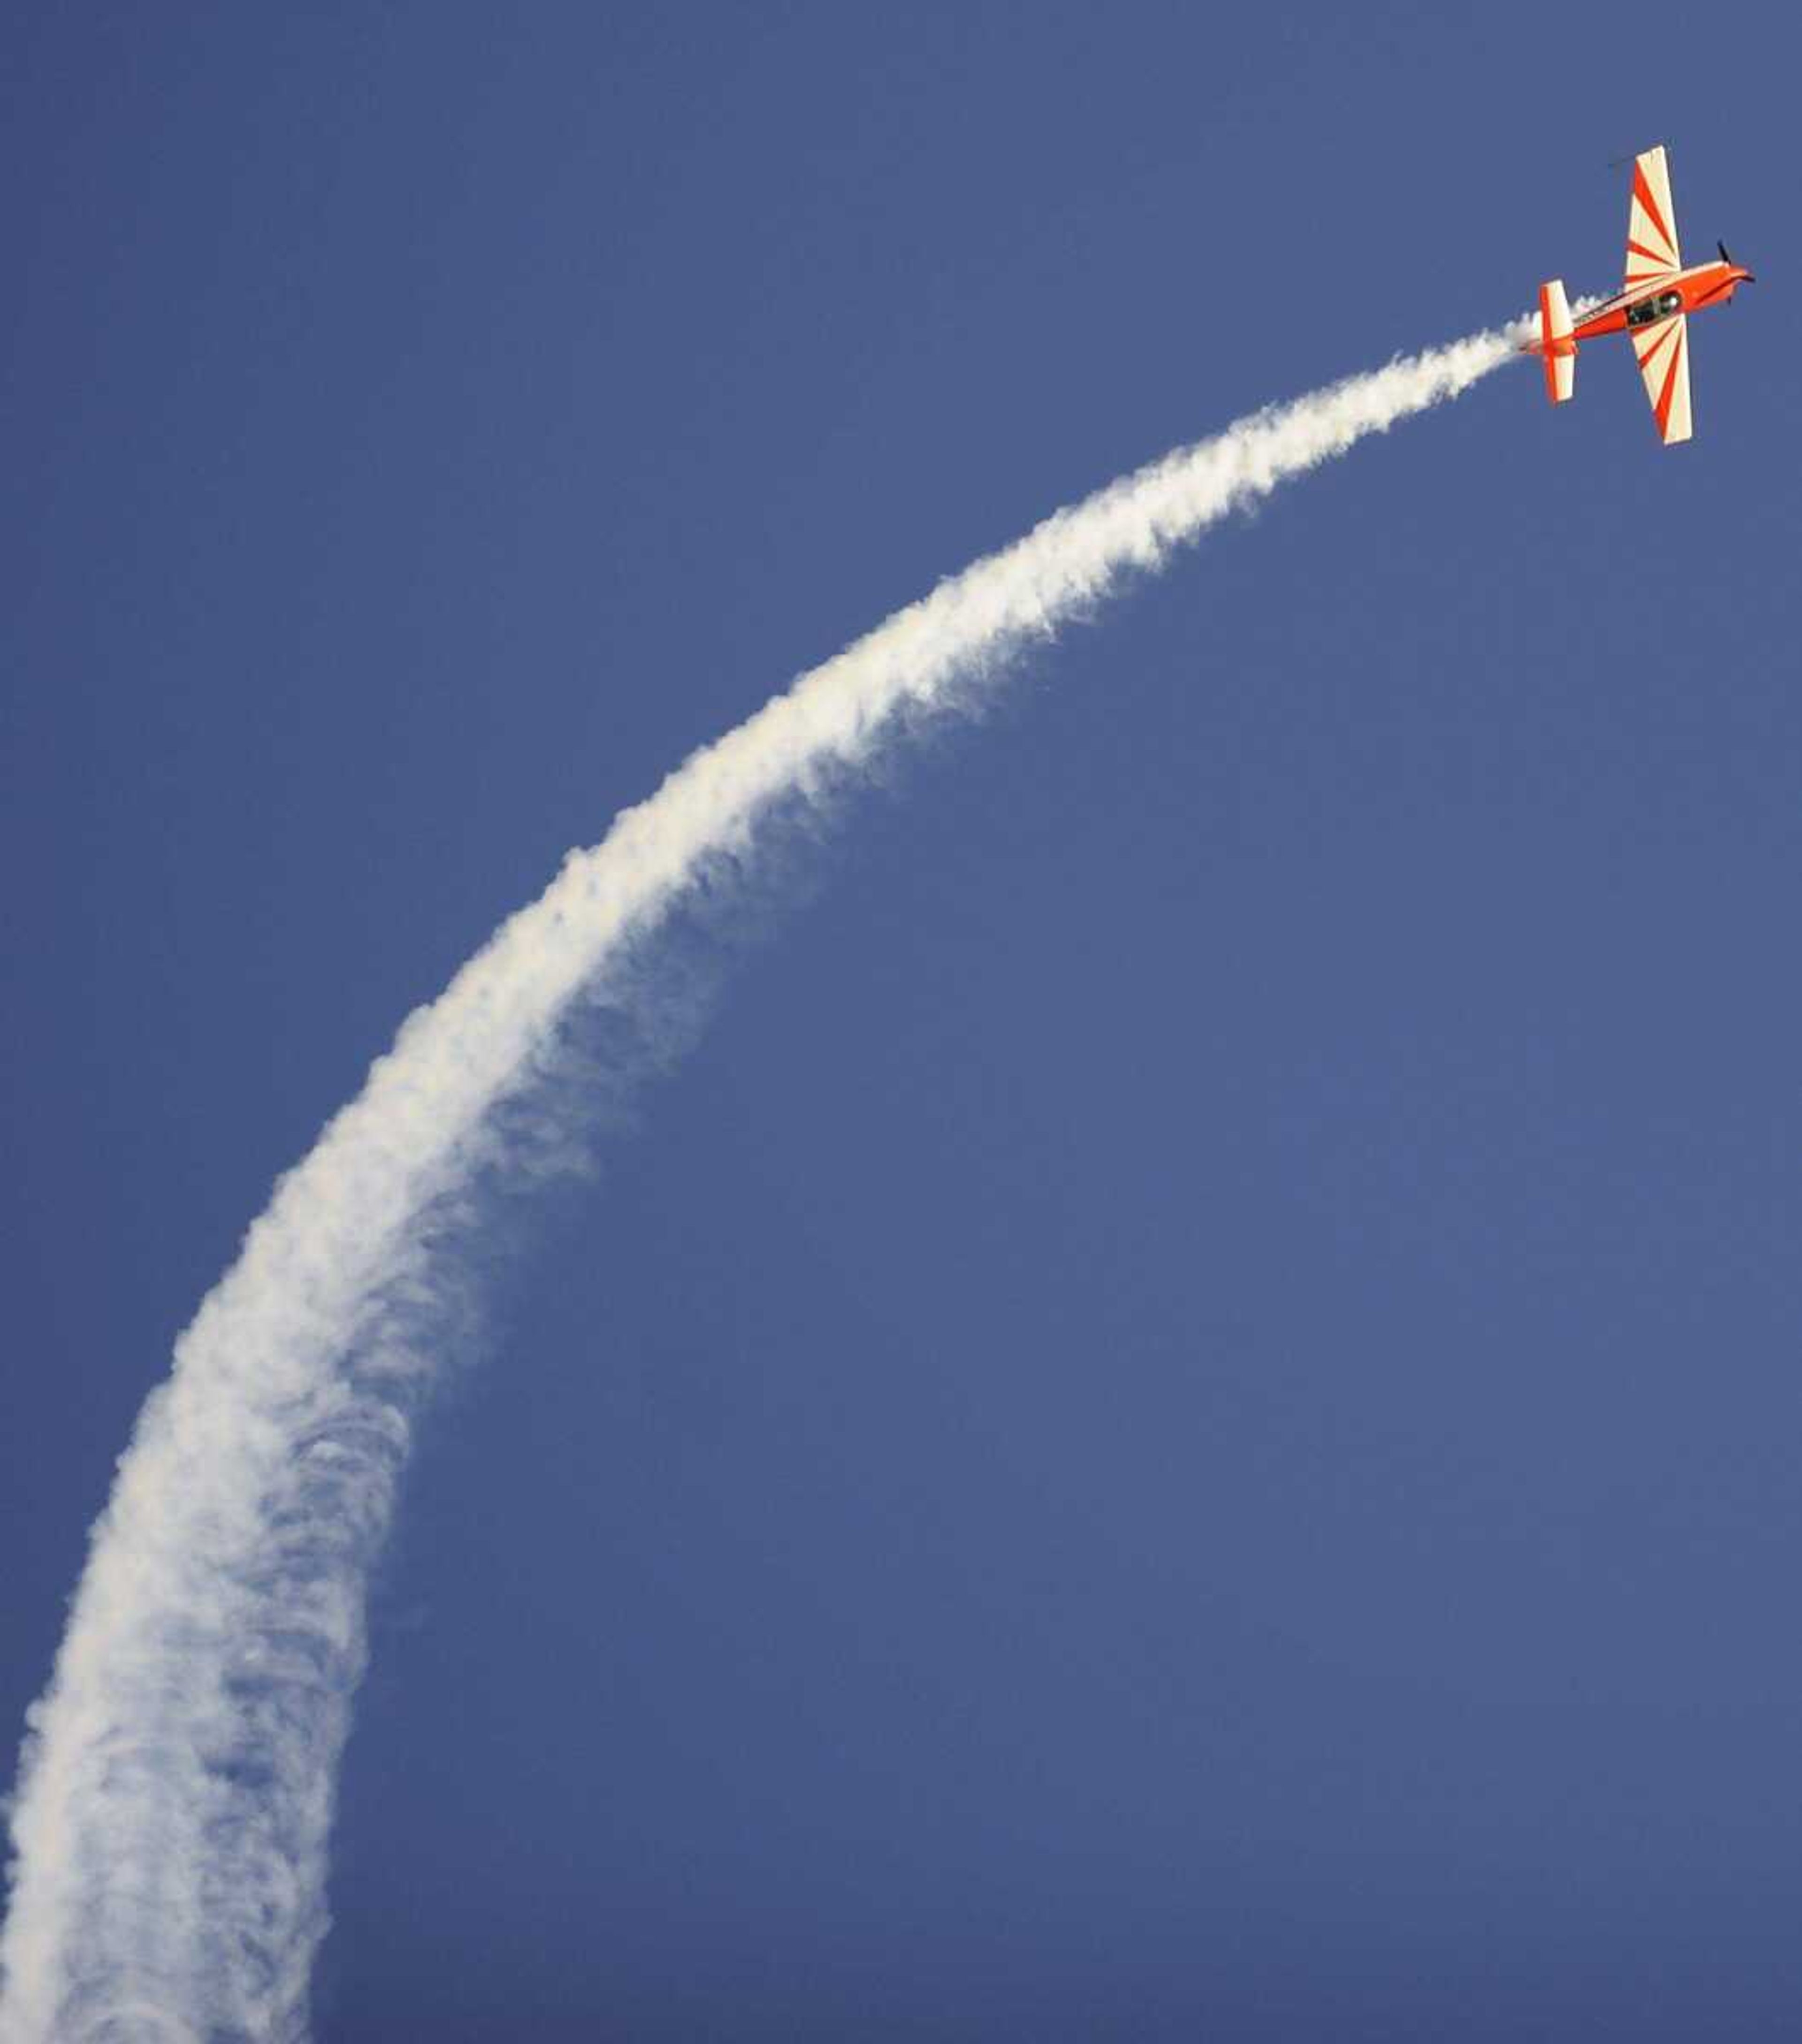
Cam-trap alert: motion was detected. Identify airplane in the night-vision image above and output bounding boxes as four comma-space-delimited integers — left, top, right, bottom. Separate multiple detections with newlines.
1527, 145, 1754, 445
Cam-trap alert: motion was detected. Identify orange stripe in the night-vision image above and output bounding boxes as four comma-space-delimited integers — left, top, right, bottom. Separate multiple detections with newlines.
1633, 162, 1674, 253
1626, 237, 1672, 268
1635, 322, 1678, 373
1654, 327, 1684, 438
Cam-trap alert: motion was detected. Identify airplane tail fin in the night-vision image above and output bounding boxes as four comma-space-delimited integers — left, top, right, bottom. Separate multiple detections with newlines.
1537, 279, 1576, 404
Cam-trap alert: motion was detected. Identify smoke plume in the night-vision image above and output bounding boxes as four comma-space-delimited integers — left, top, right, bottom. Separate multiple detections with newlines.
1, 328, 1516, 2040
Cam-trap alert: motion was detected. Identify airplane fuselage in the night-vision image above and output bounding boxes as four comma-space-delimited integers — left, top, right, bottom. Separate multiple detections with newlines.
1573, 258, 1754, 342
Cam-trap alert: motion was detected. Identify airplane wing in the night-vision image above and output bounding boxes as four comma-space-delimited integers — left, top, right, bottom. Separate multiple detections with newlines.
1632, 313, 1693, 444
1626, 145, 1682, 284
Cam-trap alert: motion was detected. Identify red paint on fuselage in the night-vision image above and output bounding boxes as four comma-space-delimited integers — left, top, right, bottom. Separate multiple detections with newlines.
1572, 260, 1753, 340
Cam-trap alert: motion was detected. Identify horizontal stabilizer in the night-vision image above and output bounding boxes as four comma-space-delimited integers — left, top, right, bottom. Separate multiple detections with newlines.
1538, 279, 1576, 404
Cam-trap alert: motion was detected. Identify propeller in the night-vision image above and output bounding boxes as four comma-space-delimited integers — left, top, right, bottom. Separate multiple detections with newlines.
1720, 238, 1757, 280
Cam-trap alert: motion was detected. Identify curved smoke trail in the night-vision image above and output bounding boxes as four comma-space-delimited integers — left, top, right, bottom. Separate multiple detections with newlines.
1, 327, 1517, 2040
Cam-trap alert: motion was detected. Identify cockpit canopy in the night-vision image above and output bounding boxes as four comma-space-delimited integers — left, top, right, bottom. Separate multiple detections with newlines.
1625, 289, 1684, 328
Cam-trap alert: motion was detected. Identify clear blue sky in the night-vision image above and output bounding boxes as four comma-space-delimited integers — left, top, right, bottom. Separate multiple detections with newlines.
4, 5, 1798, 2037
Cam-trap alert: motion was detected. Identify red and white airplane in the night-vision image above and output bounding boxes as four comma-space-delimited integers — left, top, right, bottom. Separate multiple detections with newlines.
1529, 145, 1754, 445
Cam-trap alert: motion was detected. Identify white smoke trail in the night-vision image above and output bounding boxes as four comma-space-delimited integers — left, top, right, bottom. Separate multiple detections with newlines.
0, 326, 1519, 2040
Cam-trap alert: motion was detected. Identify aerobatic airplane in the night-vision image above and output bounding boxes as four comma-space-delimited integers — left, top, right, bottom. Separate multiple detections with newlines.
1528, 145, 1754, 445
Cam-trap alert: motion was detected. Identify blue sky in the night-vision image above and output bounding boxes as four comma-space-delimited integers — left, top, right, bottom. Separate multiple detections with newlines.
4, 5, 1799, 2037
